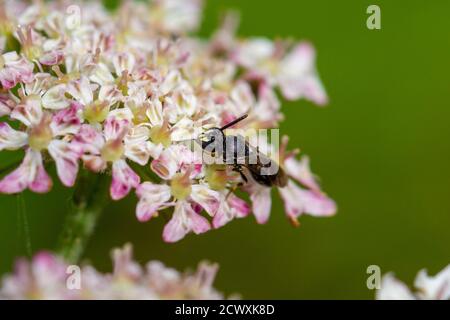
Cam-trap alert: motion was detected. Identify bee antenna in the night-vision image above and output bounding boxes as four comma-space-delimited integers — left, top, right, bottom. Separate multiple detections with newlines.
219, 114, 248, 131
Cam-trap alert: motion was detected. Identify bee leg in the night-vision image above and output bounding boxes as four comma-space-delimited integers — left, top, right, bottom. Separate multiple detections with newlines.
232, 165, 248, 184
239, 172, 248, 183
225, 185, 236, 200
225, 165, 247, 200
225, 182, 244, 200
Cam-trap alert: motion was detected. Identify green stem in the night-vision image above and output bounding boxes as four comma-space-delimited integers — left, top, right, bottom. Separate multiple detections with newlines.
56, 170, 110, 264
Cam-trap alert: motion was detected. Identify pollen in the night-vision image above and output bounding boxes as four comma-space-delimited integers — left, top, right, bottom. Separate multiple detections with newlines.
205, 165, 228, 190
170, 172, 192, 200
101, 139, 125, 162
22, 45, 42, 62
28, 113, 53, 151
84, 100, 110, 123
150, 122, 171, 147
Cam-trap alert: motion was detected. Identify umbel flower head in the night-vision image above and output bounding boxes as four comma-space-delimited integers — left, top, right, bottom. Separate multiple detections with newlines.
0, 0, 336, 242
0, 244, 226, 300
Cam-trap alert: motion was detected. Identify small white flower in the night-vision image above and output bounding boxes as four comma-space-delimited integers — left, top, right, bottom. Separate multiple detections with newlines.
377, 265, 450, 300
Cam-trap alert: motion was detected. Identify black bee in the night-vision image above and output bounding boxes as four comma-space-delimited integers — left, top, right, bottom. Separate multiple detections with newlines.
197, 114, 288, 188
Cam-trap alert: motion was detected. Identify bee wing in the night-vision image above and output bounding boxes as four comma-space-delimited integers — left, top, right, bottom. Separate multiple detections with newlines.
226, 134, 258, 164
245, 142, 286, 183
241, 137, 271, 164
230, 135, 279, 165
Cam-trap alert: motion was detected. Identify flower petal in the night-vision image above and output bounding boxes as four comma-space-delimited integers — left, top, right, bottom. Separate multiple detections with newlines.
190, 184, 220, 216
67, 76, 95, 106
154, 0, 203, 34
0, 149, 52, 194
213, 193, 250, 228
135, 182, 172, 222
233, 38, 275, 69
151, 146, 181, 180
11, 96, 43, 127
279, 180, 336, 222
146, 98, 164, 127
104, 116, 130, 141
110, 159, 140, 200
159, 70, 181, 96
111, 244, 143, 279
124, 126, 152, 166
278, 42, 328, 105
162, 210, 187, 243
414, 265, 450, 300
184, 203, 211, 234
29, 164, 52, 193
72, 124, 104, 155
228, 194, 251, 218
47, 140, 79, 187
39, 50, 64, 66
50, 103, 81, 136
284, 156, 321, 192
113, 53, 136, 75
42, 84, 70, 110
300, 189, 337, 217
0, 122, 28, 151
376, 273, 416, 300
0, 93, 16, 117
0, 52, 34, 89
163, 201, 210, 243
253, 83, 282, 127
248, 184, 272, 224
81, 154, 106, 172
90, 63, 115, 86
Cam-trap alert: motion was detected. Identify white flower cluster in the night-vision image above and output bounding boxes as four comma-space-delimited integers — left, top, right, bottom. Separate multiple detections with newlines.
0, 0, 335, 242
0, 244, 225, 299
377, 265, 450, 300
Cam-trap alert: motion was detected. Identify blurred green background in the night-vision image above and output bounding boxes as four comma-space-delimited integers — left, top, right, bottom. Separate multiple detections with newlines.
1, 0, 449, 299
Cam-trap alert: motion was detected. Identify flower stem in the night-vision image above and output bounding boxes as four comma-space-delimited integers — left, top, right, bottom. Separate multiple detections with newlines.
56, 170, 110, 264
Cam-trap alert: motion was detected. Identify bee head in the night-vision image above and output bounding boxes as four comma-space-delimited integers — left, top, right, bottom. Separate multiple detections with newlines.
197, 114, 248, 150
199, 127, 223, 149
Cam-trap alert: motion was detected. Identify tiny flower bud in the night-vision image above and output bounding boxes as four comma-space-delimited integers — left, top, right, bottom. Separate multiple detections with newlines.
17, 26, 42, 61
117, 70, 129, 96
